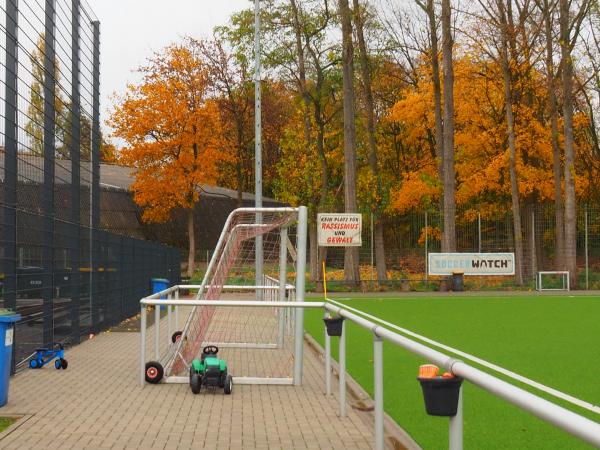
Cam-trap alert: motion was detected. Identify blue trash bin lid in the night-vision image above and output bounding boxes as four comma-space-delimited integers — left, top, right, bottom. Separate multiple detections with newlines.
0, 309, 21, 323
151, 278, 169, 283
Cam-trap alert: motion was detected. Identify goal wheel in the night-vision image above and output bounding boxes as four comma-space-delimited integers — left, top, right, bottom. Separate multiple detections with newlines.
145, 361, 164, 384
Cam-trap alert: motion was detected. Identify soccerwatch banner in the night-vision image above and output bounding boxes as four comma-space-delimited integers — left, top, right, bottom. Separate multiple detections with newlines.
317, 213, 362, 246
428, 253, 515, 276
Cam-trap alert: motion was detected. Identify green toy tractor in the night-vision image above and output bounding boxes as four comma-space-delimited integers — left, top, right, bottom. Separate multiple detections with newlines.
189, 345, 233, 395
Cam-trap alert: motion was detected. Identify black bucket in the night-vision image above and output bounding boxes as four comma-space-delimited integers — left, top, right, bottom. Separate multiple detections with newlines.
323, 316, 344, 336
418, 376, 463, 416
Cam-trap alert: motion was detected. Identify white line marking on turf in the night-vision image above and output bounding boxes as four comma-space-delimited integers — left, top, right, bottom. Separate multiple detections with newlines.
327, 297, 600, 415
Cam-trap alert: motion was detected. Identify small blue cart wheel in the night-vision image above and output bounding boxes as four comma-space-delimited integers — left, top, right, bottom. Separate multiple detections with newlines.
55, 359, 61, 369
60, 359, 68, 370
29, 359, 38, 369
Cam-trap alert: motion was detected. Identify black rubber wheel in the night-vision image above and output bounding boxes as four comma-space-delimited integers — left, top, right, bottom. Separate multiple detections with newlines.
54, 359, 61, 369
145, 361, 164, 384
60, 358, 68, 370
171, 331, 183, 343
190, 373, 201, 394
219, 369, 228, 388
224, 375, 233, 395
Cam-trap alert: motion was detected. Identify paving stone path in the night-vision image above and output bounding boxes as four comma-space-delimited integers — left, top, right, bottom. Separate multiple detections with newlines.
0, 314, 376, 450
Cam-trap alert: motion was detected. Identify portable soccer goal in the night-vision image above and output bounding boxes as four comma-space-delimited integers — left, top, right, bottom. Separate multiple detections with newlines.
536, 271, 570, 291
140, 206, 308, 385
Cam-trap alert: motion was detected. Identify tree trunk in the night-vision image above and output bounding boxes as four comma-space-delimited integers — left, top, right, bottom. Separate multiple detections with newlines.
353, 0, 387, 280
290, 0, 312, 153
236, 161, 243, 207
290, 0, 318, 282
374, 222, 387, 280
441, 0, 456, 252
499, 0, 524, 285
541, 0, 565, 269
425, 0, 445, 187
339, 0, 360, 284
560, 0, 578, 288
187, 208, 196, 278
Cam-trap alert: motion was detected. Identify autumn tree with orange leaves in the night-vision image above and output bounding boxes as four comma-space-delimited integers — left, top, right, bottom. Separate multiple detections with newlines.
110, 45, 227, 277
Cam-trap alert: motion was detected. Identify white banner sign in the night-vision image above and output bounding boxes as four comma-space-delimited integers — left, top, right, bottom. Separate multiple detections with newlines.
428, 253, 515, 276
318, 213, 362, 247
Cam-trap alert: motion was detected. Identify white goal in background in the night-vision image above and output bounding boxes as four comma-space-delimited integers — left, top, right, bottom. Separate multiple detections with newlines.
536, 271, 570, 291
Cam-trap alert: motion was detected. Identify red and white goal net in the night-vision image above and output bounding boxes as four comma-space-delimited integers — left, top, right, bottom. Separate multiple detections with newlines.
165, 208, 299, 377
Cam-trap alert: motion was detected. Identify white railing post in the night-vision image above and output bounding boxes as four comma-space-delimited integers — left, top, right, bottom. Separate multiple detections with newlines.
449, 387, 464, 450
167, 292, 172, 343
154, 304, 160, 360
278, 227, 288, 348
174, 288, 179, 331
293, 206, 308, 385
373, 335, 384, 450
140, 304, 146, 386
339, 319, 347, 417
324, 310, 331, 396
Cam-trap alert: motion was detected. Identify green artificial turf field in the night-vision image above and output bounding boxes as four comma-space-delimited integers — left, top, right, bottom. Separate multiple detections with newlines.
304, 294, 600, 449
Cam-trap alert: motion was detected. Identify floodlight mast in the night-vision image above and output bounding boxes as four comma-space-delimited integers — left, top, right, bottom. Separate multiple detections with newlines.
254, 0, 263, 296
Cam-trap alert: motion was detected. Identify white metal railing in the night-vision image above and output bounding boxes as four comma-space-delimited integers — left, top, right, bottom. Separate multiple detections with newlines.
139, 293, 600, 450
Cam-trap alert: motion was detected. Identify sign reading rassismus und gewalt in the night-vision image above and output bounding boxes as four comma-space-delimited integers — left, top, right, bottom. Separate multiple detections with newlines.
428, 253, 515, 276
317, 213, 362, 247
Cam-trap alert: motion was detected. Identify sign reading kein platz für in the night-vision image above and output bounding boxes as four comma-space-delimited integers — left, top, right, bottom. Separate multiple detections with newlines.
428, 253, 515, 276
317, 213, 362, 247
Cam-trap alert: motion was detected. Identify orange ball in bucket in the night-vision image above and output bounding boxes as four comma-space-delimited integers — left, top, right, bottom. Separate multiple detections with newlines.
418, 364, 439, 378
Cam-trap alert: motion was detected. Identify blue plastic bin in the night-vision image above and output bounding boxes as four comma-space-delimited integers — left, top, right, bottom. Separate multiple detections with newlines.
0, 310, 21, 407
151, 278, 169, 310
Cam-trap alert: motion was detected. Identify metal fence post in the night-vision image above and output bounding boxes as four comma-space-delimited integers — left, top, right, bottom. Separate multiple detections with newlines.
3, 0, 18, 321
140, 305, 146, 386
42, 0, 56, 346
531, 211, 536, 277
478, 212, 482, 253
339, 319, 347, 417
449, 386, 464, 450
324, 310, 332, 396
91, 19, 101, 327
3, 0, 18, 375
585, 208, 589, 290
425, 212, 428, 283
293, 206, 307, 385
373, 335, 384, 450
69, 0, 82, 344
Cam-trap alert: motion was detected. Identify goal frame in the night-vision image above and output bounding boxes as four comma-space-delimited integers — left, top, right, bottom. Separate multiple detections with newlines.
536, 271, 570, 291
139, 206, 309, 386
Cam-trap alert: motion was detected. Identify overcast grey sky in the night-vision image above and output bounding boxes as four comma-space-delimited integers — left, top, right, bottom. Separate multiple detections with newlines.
89, 0, 249, 133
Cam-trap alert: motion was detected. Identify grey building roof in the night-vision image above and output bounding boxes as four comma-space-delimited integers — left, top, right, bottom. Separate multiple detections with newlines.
0, 151, 274, 202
